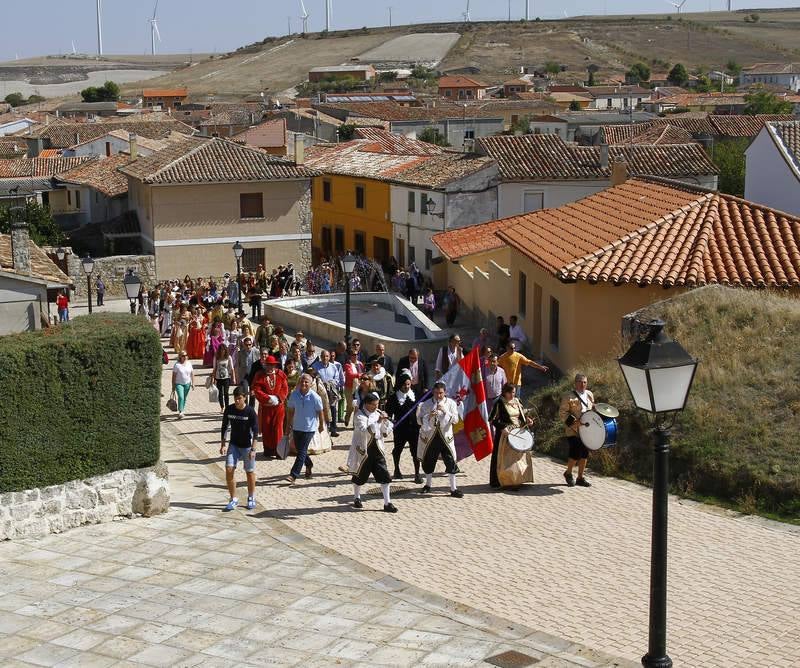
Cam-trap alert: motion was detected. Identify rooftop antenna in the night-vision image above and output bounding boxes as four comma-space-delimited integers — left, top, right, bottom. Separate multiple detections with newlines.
149, 1, 162, 56
388, 6, 393, 26
96, 0, 103, 55
665, 0, 688, 13
325, 0, 331, 32
463, 0, 471, 22
299, 0, 310, 33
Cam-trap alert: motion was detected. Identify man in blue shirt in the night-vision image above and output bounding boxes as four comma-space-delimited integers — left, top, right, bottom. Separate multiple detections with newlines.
312, 350, 344, 437
220, 386, 259, 511
286, 374, 324, 483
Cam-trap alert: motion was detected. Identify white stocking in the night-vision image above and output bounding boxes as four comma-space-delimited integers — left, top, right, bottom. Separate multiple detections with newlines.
425, 473, 433, 487
449, 473, 457, 491
381, 484, 391, 504
353, 484, 361, 499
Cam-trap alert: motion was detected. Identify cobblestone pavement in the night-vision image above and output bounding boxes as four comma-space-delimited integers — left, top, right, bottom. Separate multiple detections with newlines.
0, 417, 629, 668
166, 355, 800, 668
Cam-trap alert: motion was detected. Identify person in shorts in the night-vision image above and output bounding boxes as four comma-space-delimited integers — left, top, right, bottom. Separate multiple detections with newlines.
559, 373, 595, 488
220, 386, 259, 511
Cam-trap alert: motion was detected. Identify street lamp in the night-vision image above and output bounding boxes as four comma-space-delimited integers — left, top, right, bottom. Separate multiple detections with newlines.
232, 241, 244, 313
617, 319, 698, 668
80, 254, 95, 314
341, 252, 357, 346
123, 269, 141, 315
55, 247, 66, 261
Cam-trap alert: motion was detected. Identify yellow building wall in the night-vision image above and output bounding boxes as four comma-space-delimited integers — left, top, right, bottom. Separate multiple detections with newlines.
311, 174, 393, 261
510, 252, 687, 371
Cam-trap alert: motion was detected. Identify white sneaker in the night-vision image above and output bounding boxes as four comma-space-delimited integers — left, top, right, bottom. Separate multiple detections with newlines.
178, 412, 184, 419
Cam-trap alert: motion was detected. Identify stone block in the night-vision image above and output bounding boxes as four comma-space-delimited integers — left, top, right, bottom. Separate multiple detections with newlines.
0, 520, 14, 540
18, 517, 48, 538
131, 467, 170, 517
66, 487, 98, 510
40, 485, 63, 501
10, 503, 33, 521
43, 499, 64, 515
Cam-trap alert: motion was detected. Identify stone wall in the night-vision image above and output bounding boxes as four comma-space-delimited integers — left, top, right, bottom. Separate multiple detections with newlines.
297, 183, 313, 273
70, 251, 156, 298
0, 462, 169, 541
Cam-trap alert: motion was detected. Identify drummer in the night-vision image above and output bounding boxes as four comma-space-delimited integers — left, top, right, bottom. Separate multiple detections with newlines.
559, 373, 594, 488
488, 383, 535, 489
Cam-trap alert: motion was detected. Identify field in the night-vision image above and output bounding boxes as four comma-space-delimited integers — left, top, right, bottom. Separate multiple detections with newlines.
530, 286, 800, 522
2, 7, 800, 100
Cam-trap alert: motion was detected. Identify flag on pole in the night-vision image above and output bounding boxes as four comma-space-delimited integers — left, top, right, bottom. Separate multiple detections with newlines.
439, 347, 493, 461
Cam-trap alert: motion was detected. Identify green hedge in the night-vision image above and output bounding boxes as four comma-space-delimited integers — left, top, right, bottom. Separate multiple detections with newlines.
0, 314, 162, 493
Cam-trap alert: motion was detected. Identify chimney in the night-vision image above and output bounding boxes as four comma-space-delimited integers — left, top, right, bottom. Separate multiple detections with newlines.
74, 132, 80, 145
611, 160, 628, 186
129, 132, 138, 159
10, 220, 32, 275
599, 143, 609, 169
294, 136, 305, 165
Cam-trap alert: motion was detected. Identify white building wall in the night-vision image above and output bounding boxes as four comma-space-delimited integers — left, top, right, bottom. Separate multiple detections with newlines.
0, 119, 36, 136
741, 72, 800, 92
498, 180, 609, 218
0, 275, 47, 333
63, 136, 159, 158
745, 128, 800, 216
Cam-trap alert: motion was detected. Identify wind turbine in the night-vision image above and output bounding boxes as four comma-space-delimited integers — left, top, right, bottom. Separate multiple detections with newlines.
300, 0, 310, 33
665, 0, 688, 13
96, 0, 103, 55
463, 0, 471, 22
71, 40, 77, 55
325, 0, 331, 32
149, 1, 162, 56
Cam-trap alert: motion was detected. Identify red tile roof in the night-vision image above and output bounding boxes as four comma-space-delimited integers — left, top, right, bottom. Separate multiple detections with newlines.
352, 128, 444, 156
55, 154, 131, 198
432, 218, 514, 260
231, 118, 287, 149
494, 179, 800, 288
0, 157, 88, 178
438, 76, 486, 88
26, 119, 195, 149
0, 234, 71, 286
601, 121, 694, 145
766, 120, 800, 176
315, 101, 502, 122
709, 114, 796, 138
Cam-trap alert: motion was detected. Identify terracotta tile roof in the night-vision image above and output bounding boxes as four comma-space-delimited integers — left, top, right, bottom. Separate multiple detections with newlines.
104, 129, 171, 152
462, 99, 562, 114
476, 134, 717, 180
352, 128, 444, 155
0, 138, 26, 158
37, 149, 60, 157
385, 153, 496, 189
26, 119, 195, 149
315, 101, 503, 122
742, 63, 800, 75
601, 121, 694, 145
0, 233, 71, 286
142, 88, 188, 97
55, 154, 131, 198
231, 118, 287, 149
438, 76, 485, 88
494, 178, 800, 288
504, 79, 532, 87
431, 218, 514, 260
119, 136, 318, 184
0, 157, 89, 178
585, 85, 652, 98
709, 114, 796, 138
661, 92, 746, 107
656, 115, 716, 135
766, 120, 800, 176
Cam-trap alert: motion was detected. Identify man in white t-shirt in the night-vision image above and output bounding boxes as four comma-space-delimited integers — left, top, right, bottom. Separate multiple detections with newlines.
509, 315, 527, 348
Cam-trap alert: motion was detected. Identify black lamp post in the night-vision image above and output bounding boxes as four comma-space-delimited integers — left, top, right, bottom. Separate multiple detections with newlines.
618, 320, 698, 668
232, 241, 244, 313
123, 269, 141, 315
80, 254, 95, 314
341, 252, 357, 346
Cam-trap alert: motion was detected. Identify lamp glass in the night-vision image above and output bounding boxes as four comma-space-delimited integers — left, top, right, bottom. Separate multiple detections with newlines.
232, 241, 244, 260
55, 247, 66, 261
123, 274, 141, 300
341, 253, 357, 275
649, 364, 697, 413
81, 255, 95, 275
619, 363, 652, 412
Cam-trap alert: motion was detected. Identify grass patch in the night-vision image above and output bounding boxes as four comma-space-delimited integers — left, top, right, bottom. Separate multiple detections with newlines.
529, 286, 800, 522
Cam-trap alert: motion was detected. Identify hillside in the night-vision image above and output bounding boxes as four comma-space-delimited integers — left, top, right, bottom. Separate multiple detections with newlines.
530, 286, 800, 522
118, 8, 800, 99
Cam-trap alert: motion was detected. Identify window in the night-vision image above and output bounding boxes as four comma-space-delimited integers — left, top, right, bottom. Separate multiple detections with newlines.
409, 245, 416, 263
323, 179, 332, 202
444, 90, 452, 97
549, 297, 560, 349
240, 193, 264, 219
425, 249, 433, 270
334, 227, 345, 253
464, 129, 475, 140
518, 271, 527, 316
105, 141, 111, 157
242, 247, 265, 272
607, 98, 613, 108
321, 227, 332, 255
407, 191, 416, 213
354, 231, 366, 254
355, 184, 366, 209
420, 195, 428, 215
67, 190, 71, 206
374, 237, 390, 263
75, 190, 81, 209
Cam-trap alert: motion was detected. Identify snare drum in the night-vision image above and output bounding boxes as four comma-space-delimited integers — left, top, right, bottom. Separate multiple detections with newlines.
506, 428, 534, 452
578, 409, 618, 451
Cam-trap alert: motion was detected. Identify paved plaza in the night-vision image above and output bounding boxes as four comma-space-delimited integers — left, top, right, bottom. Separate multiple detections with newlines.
165, 358, 800, 668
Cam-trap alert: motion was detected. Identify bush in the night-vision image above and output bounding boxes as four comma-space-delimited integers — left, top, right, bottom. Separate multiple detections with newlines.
0, 314, 162, 492
528, 287, 800, 520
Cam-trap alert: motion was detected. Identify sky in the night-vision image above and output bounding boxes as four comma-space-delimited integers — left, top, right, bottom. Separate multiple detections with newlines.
1, 0, 798, 62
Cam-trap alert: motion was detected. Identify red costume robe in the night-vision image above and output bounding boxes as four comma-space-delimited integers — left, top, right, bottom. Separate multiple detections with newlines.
186, 318, 206, 360
251, 369, 289, 457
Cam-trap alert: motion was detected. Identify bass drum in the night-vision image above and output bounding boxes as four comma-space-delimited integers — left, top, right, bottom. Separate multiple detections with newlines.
578, 409, 618, 451
506, 428, 534, 452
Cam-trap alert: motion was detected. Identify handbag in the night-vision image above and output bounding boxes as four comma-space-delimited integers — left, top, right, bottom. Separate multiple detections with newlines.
277, 434, 291, 460
205, 374, 214, 389
208, 385, 219, 403
166, 391, 178, 412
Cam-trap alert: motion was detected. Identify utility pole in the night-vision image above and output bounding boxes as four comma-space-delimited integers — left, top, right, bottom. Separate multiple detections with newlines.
288, 16, 292, 34
508, 0, 512, 21
388, 6, 392, 27
526, 0, 530, 20
96, 0, 103, 56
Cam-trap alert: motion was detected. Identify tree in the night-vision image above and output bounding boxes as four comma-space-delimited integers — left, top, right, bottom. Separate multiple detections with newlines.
4, 92, 25, 107
0, 201, 64, 247
569, 100, 582, 111
510, 115, 531, 134
26, 94, 46, 104
714, 139, 748, 198
667, 63, 689, 86
743, 89, 793, 115
586, 63, 600, 87
410, 65, 436, 81
627, 62, 651, 84
544, 61, 560, 76
337, 123, 356, 141
725, 59, 742, 76
377, 71, 398, 83
80, 80, 120, 102
418, 127, 450, 147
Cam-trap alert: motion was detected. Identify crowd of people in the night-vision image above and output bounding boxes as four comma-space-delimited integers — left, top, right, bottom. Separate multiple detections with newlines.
163, 290, 606, 514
